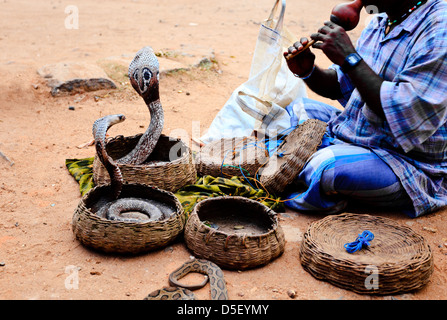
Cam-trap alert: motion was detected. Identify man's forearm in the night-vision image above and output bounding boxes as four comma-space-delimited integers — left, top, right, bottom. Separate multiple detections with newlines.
344, 60, 385, 118
304, 66, 343, 100
306, 61, 385, 119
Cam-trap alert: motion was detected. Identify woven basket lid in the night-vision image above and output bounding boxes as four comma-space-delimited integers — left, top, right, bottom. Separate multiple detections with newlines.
300, 213, 434, 295
196, 136, 268, 178
259, 119, 327, 195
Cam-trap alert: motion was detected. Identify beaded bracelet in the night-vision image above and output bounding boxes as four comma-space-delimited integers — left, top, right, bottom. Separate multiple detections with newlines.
294, 65, 316, 80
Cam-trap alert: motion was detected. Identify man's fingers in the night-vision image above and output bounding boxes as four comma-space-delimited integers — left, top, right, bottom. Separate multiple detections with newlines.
300, 37, 310, 45
287, 46, 298, 54
310, 32, 325, 42
311, 41, 323, 50
287, 39, 309, 54
323, 20, 336, 28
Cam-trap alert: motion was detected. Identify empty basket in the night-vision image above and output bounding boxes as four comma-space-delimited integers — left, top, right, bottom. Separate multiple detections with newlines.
184, 196, 285, 270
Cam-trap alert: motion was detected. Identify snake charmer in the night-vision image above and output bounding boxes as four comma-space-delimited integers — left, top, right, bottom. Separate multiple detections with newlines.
283, 0, 447, 217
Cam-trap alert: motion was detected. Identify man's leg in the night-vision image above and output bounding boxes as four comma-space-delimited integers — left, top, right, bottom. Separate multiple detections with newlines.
284, 144, 414, 214
286, 97, 342, 126
302, 97, 342, 123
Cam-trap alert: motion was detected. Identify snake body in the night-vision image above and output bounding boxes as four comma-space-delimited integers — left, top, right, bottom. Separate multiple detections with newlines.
92, 47, 167, 222
144, 287, 195, 300
145, 258, 229, 300
96, 198, 164, 223
92, 114, 126, 199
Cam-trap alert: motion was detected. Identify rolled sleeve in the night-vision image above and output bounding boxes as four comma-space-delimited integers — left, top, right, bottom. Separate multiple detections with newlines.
380, 47, 447, 153
328, 64, 354, 107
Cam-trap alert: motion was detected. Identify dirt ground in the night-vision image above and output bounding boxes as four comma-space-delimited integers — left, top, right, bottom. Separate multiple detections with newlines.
0, 0, 446, 301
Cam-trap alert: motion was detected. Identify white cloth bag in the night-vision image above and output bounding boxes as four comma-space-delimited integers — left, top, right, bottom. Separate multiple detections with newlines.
201, 0, 308, 143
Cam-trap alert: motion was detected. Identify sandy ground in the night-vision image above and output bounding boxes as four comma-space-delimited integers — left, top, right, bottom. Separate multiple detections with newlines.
0, 0, 446, 301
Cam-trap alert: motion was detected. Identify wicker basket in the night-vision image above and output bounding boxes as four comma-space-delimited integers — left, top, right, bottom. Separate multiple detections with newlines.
93, 134, 197, 192
72, 183, 185, 254
184, 196, 285, 270
299, 213, 434, 295
260, 119, 327, 195
195, 136, 268, 178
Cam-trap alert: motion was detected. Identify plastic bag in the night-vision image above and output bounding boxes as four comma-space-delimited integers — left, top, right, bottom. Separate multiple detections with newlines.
201, 0, 308, 143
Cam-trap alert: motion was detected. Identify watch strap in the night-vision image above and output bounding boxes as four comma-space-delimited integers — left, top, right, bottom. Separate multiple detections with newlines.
341, 53, 363, 73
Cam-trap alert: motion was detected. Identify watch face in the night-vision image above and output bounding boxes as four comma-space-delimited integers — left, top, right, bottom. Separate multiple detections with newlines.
342, 53, 362, 72
348, 56, 358, 64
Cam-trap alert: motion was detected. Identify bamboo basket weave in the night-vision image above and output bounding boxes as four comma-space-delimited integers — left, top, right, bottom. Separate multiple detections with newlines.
195, 136, 268, 178
93, 134, 197, 192
299, 213, 434, 295
260, 119, 327, 194
72, 183, 185, 254
184, 196, 285, 270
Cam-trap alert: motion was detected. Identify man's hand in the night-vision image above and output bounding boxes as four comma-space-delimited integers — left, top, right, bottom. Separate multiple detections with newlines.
311, 21, 356, 66
312, 20, 385, 118
284, 38, 316, 77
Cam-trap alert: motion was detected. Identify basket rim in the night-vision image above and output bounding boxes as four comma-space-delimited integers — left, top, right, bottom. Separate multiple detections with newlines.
78, 183, 184, 227
190, 196, 280, 239
198, 136, 267, 159
196, 136, 268, 178
104, 133, 193, 169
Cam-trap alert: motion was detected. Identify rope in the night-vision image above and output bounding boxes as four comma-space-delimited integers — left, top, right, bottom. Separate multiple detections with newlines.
344, 230, 374, 253
218, 125, 299, 202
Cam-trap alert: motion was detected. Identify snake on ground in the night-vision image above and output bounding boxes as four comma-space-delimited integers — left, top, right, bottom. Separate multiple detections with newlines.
144, 257, 229, 300
92, 47, 168, 222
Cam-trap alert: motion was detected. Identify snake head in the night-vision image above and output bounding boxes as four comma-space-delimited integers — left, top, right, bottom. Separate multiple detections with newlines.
128, 46, 160, 102
110, 114, 126, 126
92, 114, 126, 135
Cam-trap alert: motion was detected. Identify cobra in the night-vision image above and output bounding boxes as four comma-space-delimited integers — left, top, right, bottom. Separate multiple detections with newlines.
144, 258, 229, 300
92, 47, 167, 222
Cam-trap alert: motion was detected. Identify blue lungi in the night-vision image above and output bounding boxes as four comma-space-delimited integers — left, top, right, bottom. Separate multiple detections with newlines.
284, 98, 414, 216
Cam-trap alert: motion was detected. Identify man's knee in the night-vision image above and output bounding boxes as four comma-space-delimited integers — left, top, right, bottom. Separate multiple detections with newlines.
319, 156, 403, 200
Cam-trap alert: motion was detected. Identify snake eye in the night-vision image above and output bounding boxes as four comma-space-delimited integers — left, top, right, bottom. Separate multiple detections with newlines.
139, 67, 152, 93
143, 68, 152, 81
133, 69, 139, 82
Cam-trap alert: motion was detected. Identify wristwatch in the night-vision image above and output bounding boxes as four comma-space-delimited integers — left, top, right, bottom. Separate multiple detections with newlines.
341, 53, 363, 73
